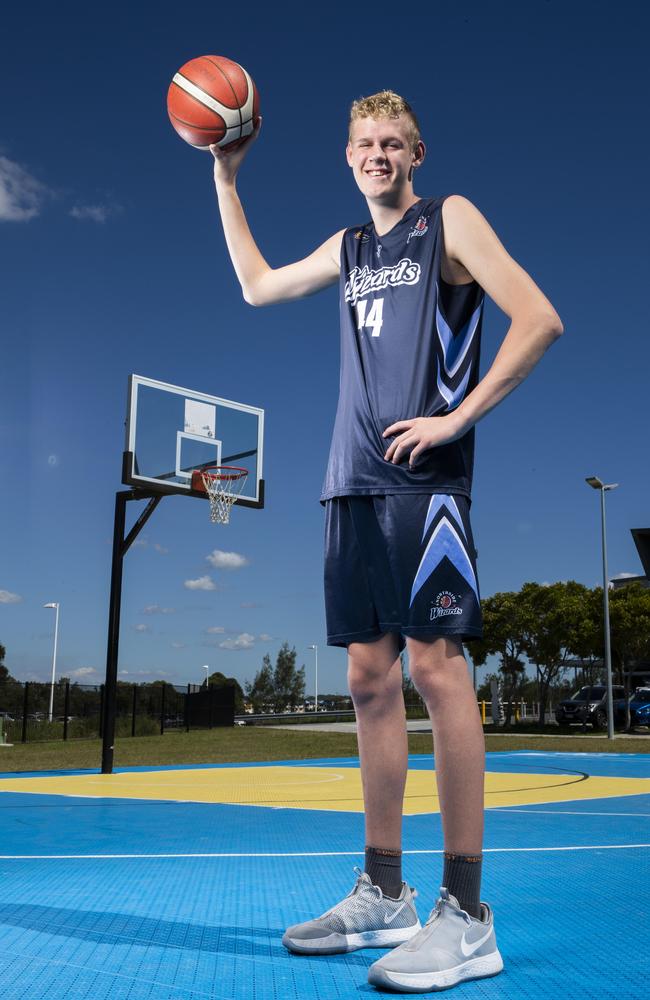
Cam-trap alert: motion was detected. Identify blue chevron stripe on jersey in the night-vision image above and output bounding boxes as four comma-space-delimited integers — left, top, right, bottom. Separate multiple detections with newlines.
436, 290, 482, 378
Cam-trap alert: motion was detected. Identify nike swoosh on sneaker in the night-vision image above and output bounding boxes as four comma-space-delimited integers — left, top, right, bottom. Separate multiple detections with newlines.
383, 902, 408, 924
460, 924, 493, 957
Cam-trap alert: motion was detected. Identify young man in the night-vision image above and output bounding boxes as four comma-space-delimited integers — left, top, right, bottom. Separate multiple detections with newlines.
210, 91, 562, 992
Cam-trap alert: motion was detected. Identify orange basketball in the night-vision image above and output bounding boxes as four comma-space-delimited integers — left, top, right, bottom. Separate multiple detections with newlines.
167, 55, 260, 151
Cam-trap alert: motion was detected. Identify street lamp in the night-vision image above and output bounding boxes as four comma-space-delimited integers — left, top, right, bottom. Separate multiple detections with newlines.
585, 476, 619, 740
203, 665, 210, 688
43, 602, 60, 723
307, 644, 318, 713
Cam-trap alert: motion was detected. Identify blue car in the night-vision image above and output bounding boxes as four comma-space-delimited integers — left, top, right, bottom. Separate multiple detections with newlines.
629, 688, 650, 728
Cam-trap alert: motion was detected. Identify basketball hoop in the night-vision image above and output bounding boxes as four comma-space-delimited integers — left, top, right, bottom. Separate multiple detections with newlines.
191, 466, 249, 525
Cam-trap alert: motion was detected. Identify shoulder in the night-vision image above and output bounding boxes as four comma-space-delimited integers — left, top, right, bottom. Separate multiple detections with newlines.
440, 194, 484, 234
439, 194, 502, 271
438, 195, 483, 283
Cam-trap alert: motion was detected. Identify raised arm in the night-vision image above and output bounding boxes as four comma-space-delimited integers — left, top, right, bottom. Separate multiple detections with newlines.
211, 120, 343, 306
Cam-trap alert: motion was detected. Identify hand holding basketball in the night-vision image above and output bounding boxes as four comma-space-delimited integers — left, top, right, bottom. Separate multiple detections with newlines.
210, 116, 262, 186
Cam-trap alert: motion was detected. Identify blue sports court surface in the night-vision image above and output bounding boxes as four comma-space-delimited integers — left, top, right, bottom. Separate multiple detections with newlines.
0, 750, 648, 999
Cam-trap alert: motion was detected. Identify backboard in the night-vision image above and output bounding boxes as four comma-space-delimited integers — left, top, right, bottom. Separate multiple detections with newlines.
122, 375, 264, 508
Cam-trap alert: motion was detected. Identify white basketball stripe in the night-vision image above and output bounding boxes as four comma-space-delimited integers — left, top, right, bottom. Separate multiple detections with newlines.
172, 72, 242, 128
239, 67, 255, 122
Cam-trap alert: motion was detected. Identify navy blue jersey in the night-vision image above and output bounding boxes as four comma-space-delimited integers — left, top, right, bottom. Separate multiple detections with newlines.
320, 196, 484, 501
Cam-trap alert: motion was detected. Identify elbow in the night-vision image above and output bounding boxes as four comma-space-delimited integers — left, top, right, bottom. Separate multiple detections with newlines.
541, 309, 564, 344
243, 287, 263, 307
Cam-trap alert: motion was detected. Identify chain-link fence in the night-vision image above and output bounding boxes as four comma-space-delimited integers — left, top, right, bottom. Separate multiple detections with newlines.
0, 680, 235, 744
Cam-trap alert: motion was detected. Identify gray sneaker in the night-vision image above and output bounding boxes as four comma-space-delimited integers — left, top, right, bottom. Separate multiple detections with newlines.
367, 886, 503, 992
282, 867, 422, 955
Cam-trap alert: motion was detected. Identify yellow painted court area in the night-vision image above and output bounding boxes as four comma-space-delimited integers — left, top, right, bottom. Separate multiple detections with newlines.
0, 766, 649, 813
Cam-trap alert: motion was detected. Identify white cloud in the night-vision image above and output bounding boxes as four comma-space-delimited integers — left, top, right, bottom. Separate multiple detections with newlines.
70, 667, 96, 678
205, 626, 225, 634
0, 590, 22, 604
69, 201, 122, 223
171, 642, 186, 649
131, 538, 166, 553
258, 633, 273, 642
612, 572, 638, 580
0, 156, 47, 222
206, 549, 249, 570
143, 604, 175, 615
133, 623, 150, 633
240, 601, 261, 609
184, 575, 217, 591
219, 632, 256, 651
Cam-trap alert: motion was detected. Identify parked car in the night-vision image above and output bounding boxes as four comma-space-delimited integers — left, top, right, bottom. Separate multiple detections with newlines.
555, 685, 627, 730
629, 687, 650, 728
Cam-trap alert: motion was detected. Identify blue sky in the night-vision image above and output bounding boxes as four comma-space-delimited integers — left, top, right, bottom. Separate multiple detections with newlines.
1, 0, 648, 698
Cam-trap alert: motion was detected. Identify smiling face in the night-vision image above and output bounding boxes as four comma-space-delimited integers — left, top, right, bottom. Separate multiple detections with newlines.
346, 115, 425, 203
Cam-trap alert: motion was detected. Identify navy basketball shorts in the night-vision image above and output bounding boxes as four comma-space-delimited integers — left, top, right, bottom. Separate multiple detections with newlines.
324, 493, 483, 648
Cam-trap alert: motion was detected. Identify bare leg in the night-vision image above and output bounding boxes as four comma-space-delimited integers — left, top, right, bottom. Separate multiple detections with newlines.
348, 633, 407, 849
406, 636, 484, 854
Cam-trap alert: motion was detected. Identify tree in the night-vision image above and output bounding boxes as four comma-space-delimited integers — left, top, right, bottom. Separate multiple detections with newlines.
608, 583, 650, 728
245, 654, 275, 713
208, 670, 245, 715
466, 591, 528, 725
0, 644, 24, 716
245, 644, 306, 714
272, 642, 305, 712
520, 581, 591, 725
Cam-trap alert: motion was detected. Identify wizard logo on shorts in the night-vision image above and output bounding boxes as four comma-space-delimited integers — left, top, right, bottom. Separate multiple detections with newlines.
430, 590, 462, 620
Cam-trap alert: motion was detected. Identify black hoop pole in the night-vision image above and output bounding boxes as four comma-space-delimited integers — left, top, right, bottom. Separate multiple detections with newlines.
101, 489, 161, 775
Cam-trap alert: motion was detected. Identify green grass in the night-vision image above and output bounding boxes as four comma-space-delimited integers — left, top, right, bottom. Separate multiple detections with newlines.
0, 726, 647, 774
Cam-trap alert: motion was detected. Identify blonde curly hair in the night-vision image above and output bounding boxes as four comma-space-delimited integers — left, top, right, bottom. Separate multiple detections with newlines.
349, 90, 421, 153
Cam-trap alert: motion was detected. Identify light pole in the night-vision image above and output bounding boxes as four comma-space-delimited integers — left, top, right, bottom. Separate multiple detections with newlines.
43, 602, 60, 723
203, 665, 210, 688
585, 476, 619, 740
307, 644, 318, 713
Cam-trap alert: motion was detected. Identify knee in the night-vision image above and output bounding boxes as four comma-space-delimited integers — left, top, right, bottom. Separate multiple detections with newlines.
409, 654, 463, 706
348, 650, 401, 708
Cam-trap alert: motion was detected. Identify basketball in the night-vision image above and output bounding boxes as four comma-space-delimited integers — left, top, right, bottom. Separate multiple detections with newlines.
167, 55, 260, 151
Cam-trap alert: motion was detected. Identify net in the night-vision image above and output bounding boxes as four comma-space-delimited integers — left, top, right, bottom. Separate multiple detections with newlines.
193, 466, 248, 525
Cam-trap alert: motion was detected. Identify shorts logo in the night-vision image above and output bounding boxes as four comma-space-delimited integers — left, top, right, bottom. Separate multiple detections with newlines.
430, 590, 463, 620
407, 214, 429, 243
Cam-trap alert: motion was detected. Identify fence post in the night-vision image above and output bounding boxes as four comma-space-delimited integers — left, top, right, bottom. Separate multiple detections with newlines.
208, 683, 213, 730
160, 684, 166, 736
131, 684, 137, 738
63, 682, 70, 741
21, 683, 29, 744
99, 685, 104, 739
185, 683, 191, 733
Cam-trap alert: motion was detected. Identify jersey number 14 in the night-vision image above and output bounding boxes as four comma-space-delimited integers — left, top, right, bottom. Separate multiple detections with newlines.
356, 298, 384, 337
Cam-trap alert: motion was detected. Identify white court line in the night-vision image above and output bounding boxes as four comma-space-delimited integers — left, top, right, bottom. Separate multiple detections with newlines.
490, 808, 650, 817
0, 844, 648, 860
0, 945, 237, 999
